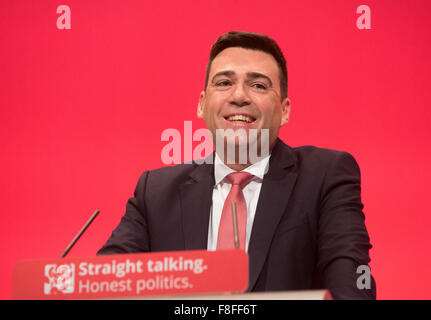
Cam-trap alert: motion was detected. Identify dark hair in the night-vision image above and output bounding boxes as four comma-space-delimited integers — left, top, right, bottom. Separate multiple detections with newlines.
205, 31, 288, 100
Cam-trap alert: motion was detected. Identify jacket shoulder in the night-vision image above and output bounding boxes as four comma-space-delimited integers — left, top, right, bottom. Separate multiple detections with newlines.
135, 162, 201, 187
291, 145, 353, 158
288, 144, 361, 177
291, 144, 358, 164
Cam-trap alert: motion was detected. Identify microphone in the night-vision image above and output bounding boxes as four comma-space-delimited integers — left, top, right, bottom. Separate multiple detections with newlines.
60, 209, 100, 258
231, 202, 239, 249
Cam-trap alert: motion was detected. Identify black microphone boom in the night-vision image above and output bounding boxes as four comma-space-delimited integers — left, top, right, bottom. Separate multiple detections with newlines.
60, 209, 100, 258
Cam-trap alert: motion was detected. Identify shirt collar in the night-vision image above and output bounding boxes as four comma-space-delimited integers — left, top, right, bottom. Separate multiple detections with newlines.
214, 152, 271, 185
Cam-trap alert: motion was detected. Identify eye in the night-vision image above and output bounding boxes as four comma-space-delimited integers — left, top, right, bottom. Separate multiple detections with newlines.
251, 82, 267, 90
216, 80, 232, 87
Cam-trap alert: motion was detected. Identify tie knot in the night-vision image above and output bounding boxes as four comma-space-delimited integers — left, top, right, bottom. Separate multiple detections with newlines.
226, 172, 254, 189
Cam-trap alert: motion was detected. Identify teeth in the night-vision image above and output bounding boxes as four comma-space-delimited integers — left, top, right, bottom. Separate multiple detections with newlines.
226, 115, 254, 123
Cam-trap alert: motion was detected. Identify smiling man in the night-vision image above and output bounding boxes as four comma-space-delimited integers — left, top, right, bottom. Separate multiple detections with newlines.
198, 42, 290, 170
98, 31, 376, 300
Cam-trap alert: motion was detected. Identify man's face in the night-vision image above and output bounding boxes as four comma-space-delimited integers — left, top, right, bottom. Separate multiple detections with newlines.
197, 47, 291, 155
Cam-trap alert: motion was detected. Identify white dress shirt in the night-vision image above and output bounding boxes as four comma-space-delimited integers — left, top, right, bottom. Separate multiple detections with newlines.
207, 152, 271, 252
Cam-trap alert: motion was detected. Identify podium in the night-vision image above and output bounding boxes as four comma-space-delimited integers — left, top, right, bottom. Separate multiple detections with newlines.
13, 250, 332, 300
129, 290, 332, 300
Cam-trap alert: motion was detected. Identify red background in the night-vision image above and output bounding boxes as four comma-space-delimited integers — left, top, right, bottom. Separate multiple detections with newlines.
1, 0, 430, 299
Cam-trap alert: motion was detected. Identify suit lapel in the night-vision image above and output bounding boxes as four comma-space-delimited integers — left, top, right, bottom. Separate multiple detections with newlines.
179, 158, 215, 250
247, 139, 298, 291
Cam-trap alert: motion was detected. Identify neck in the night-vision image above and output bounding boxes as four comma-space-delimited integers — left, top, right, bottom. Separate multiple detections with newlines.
224, 162, 253, 172
215, 138, 277, 171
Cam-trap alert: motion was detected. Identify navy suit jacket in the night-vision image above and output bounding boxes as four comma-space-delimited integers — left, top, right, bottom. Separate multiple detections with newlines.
98, 138, 376, 299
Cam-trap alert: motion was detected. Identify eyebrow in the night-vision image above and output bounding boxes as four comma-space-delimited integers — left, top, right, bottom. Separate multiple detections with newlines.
246, 72, 273, 86
211, 71, 273, 87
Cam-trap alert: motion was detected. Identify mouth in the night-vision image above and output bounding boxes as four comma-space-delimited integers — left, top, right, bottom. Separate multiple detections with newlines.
223, 114, 257, 124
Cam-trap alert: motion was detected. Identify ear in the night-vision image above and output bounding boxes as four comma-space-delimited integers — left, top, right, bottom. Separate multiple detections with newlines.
197, 90, 206, 119
280, 97, 291, 126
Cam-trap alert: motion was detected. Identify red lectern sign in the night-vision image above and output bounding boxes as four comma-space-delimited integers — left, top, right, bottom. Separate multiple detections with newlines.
13, 250, 248, 300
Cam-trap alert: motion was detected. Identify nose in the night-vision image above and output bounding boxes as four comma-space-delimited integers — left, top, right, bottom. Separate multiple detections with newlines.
229, 83, 251, 107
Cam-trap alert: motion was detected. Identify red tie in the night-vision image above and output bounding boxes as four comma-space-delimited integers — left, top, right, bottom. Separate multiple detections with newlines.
217, 172, 254, 250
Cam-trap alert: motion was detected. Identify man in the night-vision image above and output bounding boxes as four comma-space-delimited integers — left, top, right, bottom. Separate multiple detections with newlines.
98, 31, 376, 300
